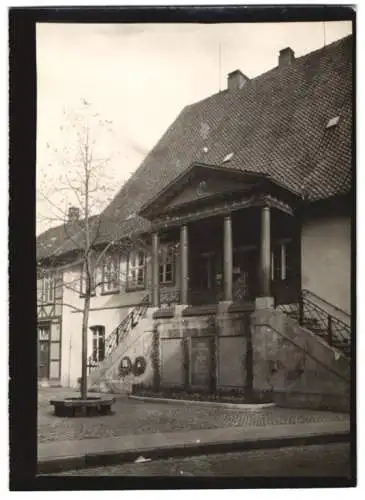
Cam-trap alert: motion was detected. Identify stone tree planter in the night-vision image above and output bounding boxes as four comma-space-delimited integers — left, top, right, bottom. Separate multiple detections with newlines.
49, 394, 116, 417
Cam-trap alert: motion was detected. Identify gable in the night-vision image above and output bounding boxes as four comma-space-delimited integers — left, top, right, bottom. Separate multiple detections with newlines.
163, 175, 254, 212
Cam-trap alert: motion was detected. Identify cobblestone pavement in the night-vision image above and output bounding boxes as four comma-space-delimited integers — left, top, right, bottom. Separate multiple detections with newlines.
38, 388, 349, 444
52, 443, 351, 477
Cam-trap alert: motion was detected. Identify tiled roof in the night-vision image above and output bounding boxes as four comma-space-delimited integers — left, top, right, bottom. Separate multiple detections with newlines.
37, 216, 98, 261
38, 34, 353, 258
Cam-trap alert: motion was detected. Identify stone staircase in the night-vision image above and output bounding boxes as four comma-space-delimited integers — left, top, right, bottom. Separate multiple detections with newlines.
87, 295, 151, 391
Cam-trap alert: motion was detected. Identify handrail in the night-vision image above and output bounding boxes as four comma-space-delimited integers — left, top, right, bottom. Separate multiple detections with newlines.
280, 290, 351, 357
302, 289, 350, 319
87, 294, 150, 373
302, 293, 351, 337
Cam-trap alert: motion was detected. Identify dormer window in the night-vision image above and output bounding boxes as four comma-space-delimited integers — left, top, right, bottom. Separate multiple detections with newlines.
223, 152, 234, 163
326, 116, 340, 129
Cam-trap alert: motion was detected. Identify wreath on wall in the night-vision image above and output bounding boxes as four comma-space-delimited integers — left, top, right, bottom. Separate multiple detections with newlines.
119, 356, 133, 377
133, 356, 147, 377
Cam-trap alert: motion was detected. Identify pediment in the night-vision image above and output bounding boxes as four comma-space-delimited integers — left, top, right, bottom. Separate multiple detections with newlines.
163, 176, 251, 212
139, 163, 262, 220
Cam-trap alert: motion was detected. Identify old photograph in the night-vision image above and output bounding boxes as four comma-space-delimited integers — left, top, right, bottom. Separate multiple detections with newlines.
32, 14, 354, 481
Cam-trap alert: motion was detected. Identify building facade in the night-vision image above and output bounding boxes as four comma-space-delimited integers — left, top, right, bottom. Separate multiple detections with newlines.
37, 36, 353, 409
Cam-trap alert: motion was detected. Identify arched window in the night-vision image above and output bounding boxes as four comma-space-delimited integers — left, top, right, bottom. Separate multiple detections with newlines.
90, 325, 105, 363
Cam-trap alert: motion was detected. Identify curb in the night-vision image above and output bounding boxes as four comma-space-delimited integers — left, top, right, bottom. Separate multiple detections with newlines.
38, 431, 349, 475
128, 395, 276, 410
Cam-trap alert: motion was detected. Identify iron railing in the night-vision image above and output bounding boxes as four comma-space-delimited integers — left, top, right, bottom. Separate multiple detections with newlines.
87, 294, 150, 374
280, 289, 351, 357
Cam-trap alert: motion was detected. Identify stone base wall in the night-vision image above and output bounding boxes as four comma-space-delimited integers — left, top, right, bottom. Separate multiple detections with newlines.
155, 305, 251, 391
251, 308, 350, 411
89, 303, 351, 410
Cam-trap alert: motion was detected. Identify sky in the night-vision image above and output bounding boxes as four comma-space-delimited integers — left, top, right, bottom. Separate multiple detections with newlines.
36, 21, 353, 234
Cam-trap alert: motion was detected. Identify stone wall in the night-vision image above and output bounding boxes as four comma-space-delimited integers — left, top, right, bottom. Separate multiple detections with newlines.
251, 308, 350, 411
155, 307, 251, 390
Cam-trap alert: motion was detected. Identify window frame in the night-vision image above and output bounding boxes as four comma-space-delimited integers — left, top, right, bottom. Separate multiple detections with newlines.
126, 250, 146, 291
159, 244, 176, 285
271, 240, 291, 282
80, 261, 96, 297
90, 325, 105, 363
37, 271, 56, 305
101, 253, 120, 294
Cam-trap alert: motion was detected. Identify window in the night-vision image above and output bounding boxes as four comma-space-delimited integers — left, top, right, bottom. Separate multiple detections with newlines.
90, 326, 105, 363
271, 242, 291, 281
37, 272, 55, 304
326, 116, 340, 129
102, 254, 120, 293
159, 245, 175, 284
80, 262, 96, 296
127, 250, 146, 290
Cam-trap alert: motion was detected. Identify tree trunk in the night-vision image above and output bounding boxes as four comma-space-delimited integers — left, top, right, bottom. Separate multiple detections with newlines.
80, 293, 90, 399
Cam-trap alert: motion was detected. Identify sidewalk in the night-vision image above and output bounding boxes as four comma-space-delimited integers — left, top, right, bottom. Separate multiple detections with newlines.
38, 419, 350, 475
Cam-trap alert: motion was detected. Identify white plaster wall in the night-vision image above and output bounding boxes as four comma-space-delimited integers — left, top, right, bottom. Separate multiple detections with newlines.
60, 256, 151, 387
58, 245, 179, 387
301, 215, 351, 314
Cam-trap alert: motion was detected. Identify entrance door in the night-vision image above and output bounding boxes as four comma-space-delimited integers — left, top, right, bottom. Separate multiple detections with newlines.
190, 252, 222, 305
38, 325, 50, 379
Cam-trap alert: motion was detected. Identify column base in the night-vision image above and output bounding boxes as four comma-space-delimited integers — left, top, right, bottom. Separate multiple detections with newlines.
255, 296, 274, 310
146, 306, 160, 319
217, 300, 233, 314
174, 304, 188, 316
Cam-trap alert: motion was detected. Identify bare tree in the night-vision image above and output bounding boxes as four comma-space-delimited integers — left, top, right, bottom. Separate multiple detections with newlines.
37, 99, 149, 400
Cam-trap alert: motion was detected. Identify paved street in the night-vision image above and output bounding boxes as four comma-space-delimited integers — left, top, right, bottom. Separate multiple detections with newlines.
51, 443, 351, 477
38, 388, 349, 444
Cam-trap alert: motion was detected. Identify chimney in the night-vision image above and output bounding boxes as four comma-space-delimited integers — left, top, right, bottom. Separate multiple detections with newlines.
68, 206, 80, 223
279, 47, 295, 68
227, 70, 249, 91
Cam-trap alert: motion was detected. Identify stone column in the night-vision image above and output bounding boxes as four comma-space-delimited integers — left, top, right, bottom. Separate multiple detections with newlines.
151, 232, 160, 308
223, 214, 233, 302
180, 224, 189, 305
260, 206, 271, 297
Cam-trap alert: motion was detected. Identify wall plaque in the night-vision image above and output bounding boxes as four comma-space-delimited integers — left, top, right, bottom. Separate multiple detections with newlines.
191, 338, 212, 388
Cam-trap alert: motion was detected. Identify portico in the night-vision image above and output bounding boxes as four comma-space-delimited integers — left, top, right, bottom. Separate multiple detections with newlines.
140, 163, 300, 310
